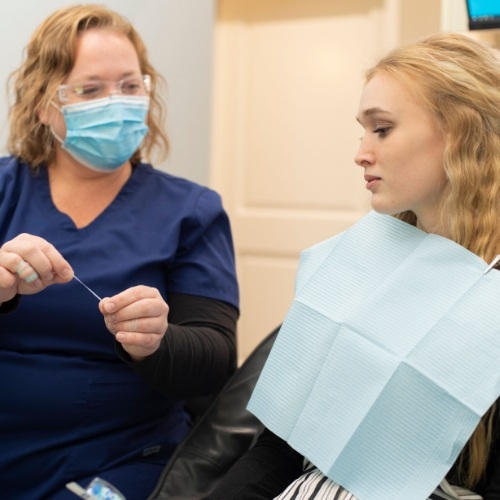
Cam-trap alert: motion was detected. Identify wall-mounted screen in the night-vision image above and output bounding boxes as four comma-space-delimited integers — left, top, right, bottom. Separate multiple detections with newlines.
466, 0, 500, 30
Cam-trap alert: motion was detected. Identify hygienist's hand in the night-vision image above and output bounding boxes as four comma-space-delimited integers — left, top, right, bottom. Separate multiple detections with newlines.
99, 285, 169, 361
0, 234, 74, 304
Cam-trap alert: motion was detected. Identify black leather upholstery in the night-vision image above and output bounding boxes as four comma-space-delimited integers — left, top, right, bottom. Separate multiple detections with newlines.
147, 326, 280, 499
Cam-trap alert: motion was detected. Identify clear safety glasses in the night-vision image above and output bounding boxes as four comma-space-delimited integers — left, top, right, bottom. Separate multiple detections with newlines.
57, 74, 151, 104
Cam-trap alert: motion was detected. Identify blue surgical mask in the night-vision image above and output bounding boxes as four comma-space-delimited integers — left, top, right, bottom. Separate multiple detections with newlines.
51, 95, 149, 172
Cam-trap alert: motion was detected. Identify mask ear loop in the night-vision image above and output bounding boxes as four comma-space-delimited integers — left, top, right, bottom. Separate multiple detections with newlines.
48, 101, 65, 145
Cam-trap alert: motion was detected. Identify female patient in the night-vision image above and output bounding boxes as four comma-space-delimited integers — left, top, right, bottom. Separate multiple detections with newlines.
207, 33, 500, 499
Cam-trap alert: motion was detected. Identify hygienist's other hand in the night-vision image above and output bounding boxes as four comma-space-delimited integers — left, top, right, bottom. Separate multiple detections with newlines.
99, 285, 169, 361
0, 233, 74, 304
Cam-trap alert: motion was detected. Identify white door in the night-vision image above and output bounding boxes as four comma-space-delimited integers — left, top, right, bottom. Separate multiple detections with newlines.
211, 0, 441, 363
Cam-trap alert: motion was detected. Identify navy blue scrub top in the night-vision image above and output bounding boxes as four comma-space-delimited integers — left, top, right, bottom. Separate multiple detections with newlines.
0, 157, 239, 498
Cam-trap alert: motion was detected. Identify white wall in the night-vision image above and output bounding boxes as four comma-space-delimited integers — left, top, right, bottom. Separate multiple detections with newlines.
441, 0, 468, 32
0, 0, 215, 185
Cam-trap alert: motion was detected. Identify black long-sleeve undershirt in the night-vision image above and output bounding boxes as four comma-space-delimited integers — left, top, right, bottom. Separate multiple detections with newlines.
0, 294, 21, 314
115, 292, 238, 399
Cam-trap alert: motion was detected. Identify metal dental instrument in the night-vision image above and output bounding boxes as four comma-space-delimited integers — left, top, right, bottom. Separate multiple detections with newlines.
483, 254, 500, 275
73, 275, 102, 301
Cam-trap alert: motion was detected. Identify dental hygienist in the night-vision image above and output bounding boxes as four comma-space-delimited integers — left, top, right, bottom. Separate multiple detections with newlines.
0, 5, 239, 499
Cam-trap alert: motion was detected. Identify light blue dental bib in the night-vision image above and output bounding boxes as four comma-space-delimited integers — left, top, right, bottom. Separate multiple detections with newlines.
248, 211, 500, 500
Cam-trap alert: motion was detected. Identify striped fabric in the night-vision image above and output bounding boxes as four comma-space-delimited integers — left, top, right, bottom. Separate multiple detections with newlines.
274, 464, 483, 500
274, 466, 354, 500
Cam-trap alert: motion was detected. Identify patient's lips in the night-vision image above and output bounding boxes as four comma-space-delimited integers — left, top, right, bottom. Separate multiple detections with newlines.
364, 174, 381, 190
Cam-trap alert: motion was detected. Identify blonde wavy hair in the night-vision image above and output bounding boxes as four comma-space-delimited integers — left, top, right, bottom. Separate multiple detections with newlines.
366, 33, 500, 488
7, 3, 169, 168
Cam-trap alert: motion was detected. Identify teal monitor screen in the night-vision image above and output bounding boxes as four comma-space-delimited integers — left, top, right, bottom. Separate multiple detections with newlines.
466, 0, 500, 29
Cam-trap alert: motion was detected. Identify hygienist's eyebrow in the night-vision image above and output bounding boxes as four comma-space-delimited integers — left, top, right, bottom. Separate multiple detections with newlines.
356, 107, 392, 123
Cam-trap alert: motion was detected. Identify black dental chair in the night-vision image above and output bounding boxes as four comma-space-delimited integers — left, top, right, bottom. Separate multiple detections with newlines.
147, 325, 280, 499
